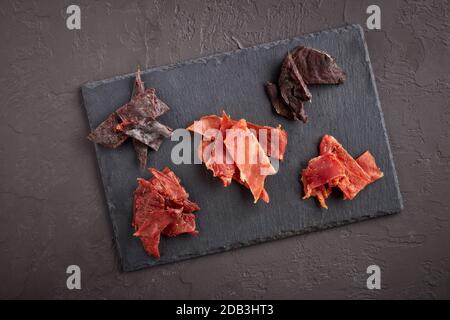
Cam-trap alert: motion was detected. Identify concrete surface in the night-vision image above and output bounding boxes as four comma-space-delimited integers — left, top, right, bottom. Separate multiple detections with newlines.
0, 0, 449, 299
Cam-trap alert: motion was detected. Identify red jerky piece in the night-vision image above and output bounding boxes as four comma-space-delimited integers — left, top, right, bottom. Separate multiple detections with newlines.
133, 167, 200, 258
188, 112, 287, 203
301, 135, 384, 208
319, 135, 372, 200
301, 153, 346, 209
356, 151, 384, 182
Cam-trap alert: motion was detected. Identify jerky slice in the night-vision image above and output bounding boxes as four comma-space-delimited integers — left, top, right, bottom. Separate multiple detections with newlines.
292, 46, 346, 85
87, 113, 128, 148
133, 139, 148, 170
278, 52, 311, 123
265, 82, 294, 120
120, 119, 172, 151
133, 167, 200, 258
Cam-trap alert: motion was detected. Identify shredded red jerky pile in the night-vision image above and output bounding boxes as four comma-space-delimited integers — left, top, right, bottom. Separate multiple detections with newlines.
266, 46, 346, 123
188, 112, 288, 203
88, 68, 172, 169
133, 167, 200, 258
301, 135, 383, 209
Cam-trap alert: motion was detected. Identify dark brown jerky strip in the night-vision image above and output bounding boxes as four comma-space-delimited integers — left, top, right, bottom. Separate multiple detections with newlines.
265, 82, 294, 120
122, 119, 172, 151
279, 51, 312, 103
278, 52, 311, 122
291, 46, 346, 85
133, 139, 148, 170
134, 67, 146, 96
87, 113, 128, 148
117, 88, 170, 123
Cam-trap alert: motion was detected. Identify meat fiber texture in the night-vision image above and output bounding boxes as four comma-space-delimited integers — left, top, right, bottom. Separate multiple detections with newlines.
302, 135, 384, 209
188, 112, 288, 204
133, 167, 200, 258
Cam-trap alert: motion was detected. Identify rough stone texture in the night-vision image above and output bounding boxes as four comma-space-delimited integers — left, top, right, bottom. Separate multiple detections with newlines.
0, 0, 448, 299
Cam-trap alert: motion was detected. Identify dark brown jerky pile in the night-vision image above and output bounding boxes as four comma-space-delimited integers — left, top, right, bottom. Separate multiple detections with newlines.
265, 46, 346, 123
88, 68, 172, 169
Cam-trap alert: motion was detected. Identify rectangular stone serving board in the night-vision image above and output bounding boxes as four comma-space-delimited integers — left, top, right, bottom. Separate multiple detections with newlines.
82, 24, 403, 272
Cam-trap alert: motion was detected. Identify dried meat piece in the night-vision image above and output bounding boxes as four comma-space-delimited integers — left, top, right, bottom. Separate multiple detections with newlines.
134, 208, 183, 258
279, 52, 311, 123
245, 121, 288, 161
88, 68, 172, 168
189, 112, 288, 161
117, 88, 169, 123
301, 153, 346, 209
291, 46, 346, 85
320, 135, 371, 200
199, 140, 236, 187
301, 135, 383, 208
162, 213, 198, 237
224, 119, 276, 203
188, 113, 286, 203
118, 119, 172, 151
133, 139, 148, 170
356, 151, 384, 182
87, 113, 128, 148
265, 82, 294, 120
232, 171, 270, 203
187, 115, 222, 141
266, 47, 346, 123
133, 167, 200, 258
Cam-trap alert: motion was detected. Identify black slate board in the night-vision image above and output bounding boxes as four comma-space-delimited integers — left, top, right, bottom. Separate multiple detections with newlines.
82, 25, 402, 272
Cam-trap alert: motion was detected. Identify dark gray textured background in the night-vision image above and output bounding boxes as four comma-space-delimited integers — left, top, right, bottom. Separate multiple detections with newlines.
82, 25, 402, 271
0, 0, 448, 299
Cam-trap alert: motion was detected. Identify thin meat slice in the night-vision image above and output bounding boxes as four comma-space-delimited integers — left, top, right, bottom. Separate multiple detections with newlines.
188, 113, 286, 203
301, 153, 346, 209
301, 135, 383, 208
187, 115, 222, 141
232, 171, 270, 203
188, 112, 288, 161
265, 82, 294, 120
246, 121, 288, 161
356, 151, 384, 182
291, 46, 346, 85
199, 140, 235, 187
87, 113, 128, 148
279, 52, 311, 122
320, 135, 372, 200
224, 119, 276, 203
